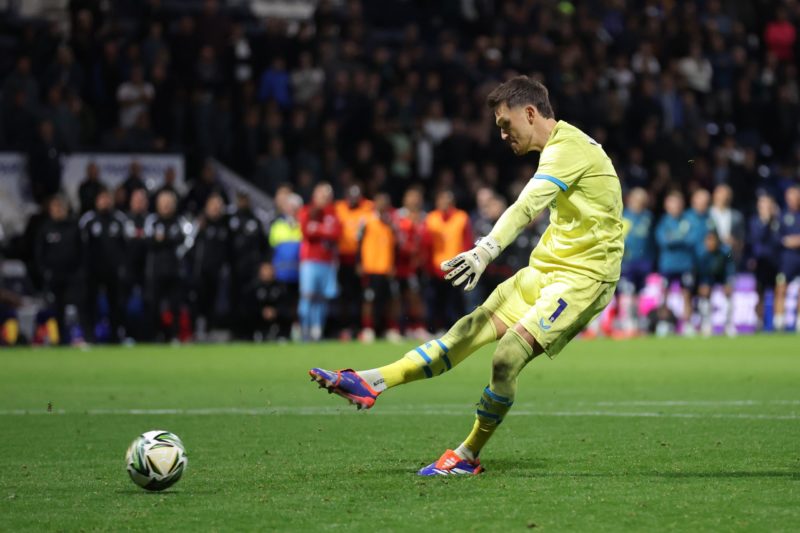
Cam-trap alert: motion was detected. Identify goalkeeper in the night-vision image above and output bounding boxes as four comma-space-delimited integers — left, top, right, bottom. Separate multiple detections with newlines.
310, 76, 624, 475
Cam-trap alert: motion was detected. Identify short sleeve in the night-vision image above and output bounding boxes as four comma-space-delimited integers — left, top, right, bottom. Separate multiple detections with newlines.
533, 138, 591, 191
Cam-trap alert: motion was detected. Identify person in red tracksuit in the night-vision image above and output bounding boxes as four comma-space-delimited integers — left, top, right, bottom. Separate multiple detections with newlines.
297, 182, 342, 341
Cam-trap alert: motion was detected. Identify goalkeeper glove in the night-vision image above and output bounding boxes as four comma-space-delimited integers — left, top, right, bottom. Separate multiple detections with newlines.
440, 236, 502, 291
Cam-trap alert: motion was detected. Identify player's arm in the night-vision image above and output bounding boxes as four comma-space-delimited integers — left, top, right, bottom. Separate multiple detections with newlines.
487, 177, 561, 248
442, 138, 588, 290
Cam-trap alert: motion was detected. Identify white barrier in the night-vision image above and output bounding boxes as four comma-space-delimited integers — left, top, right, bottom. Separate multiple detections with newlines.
0, 152, 185, 236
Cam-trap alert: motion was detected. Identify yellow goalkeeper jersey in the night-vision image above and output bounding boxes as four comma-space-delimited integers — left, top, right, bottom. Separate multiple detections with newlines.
488, 120, 624, 282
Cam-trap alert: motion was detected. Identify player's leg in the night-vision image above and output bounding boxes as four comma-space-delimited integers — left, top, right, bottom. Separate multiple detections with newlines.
309, 270, 527, 409
354, 268, 530, 391
298, 262, 314, 340
422, 272, 617, 475
774, 274, 787, 331
696, 282, 712, 336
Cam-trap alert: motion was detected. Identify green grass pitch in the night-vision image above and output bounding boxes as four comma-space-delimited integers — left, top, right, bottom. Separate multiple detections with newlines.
1, 337, 799, 531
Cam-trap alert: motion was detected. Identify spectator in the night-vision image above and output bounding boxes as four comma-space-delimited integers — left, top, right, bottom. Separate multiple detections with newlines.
34, 196, 83, 344
144, 190, 188, 342
79, 188, 128, 342
151, 166, 184, 206
27, 120, 63, 204
121, 160, 147, 200
269, 190, 303, 338
297, 182, 341, 341
425, 189, 472, 333
184, 160, 228, 215
619, 188, 655, 335
747, 194, 782, 328
774, 185, 800, 331
334, 184, 373, 339
124, 188, 150, 340
709, 184, 745, 264
44, 45, 83, 96
695, 231, 736, 337
116, 64, 154, 130
229, 193, 268, 338
358, 192, 399, 342
191, 193, 230, 338
242, 262, 287, 341
291, 51, 325, 105
686, 188, 716, 260
765, 6, 796, 63
78, 162, 105, 214
2, 56, 39, 112
253, 137, 292, 195
258, 57, 291, 109
394, 186, 428, 338
655, 191, 695, 333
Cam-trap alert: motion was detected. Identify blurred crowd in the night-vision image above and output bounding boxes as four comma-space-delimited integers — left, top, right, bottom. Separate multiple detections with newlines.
1, 0, 800, 343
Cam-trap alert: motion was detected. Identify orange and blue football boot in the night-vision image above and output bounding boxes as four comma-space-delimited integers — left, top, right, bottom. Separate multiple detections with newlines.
308, 368, 380, 410
417, 449, 484, 476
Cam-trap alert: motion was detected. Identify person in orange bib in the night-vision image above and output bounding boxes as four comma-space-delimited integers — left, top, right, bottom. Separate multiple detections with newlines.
425, 190, 473, 333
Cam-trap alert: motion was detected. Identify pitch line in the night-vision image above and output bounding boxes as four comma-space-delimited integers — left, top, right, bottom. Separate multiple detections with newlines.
0, 407, 798, 420
592, 400, 800, 406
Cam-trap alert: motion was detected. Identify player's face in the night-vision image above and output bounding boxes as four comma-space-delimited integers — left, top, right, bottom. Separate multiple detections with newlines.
494, 103, 532, 155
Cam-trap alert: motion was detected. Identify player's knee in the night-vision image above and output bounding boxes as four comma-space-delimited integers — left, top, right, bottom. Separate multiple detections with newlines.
491, 355, 513, 383
491, 332, 526, 383
447, 307, 490, 339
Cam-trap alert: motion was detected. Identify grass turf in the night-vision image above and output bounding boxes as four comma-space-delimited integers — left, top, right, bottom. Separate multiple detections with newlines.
1, 337, 799, 531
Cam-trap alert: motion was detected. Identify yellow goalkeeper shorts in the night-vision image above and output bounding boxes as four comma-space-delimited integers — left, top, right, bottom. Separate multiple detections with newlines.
481, 266, 616, 357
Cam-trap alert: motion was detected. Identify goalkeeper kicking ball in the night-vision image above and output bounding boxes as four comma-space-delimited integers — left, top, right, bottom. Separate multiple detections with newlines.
125, 430, 187, 491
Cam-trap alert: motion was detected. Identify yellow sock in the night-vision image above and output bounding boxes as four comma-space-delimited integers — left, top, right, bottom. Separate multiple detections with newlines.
461, 329, 533, 457
360, 307, 497, 390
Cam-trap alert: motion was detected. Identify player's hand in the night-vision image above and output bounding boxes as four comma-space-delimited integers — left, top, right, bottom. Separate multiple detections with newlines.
440, 236, 501, 291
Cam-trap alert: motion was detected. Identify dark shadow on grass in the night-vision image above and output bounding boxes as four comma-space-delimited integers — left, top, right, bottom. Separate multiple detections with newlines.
114, 489, 183, 495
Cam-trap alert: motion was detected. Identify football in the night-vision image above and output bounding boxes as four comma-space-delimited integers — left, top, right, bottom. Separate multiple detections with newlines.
125, 430, 188, 491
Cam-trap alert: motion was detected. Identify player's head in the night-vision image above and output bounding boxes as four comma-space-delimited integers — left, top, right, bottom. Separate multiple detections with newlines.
435, 189, 455, 211
95, 187, 113, 212
312, 182, 334, 208
690, 188, 710, 213
786, 185, 800, 211
204, 193, 224, 219
47, 195, 68, 221
712, 184, 732, 208
756, 193, 775, 218
402, 186, 423, 211
664, 190, 684, 217
129, 188, 148, 214
374, 192, 392, 215
626, 187, 649, 213
486, 75, 555, 155
346, 184, 363, 207
156, 189, 177, 217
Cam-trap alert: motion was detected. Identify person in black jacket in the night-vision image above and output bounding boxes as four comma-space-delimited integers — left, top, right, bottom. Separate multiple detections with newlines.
34, 196, 83, 343
145, 189, 188, 342
28, 120, 63, 205
228, 192, 268, 338
124, 188, 150, 340
243, 262, 288, 341
79, 187, 129, 342
192, 192, 230, 336
77, 162, 105, 214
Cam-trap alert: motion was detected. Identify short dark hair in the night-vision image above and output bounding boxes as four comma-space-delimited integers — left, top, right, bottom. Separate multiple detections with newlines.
486, 75, 554, 119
